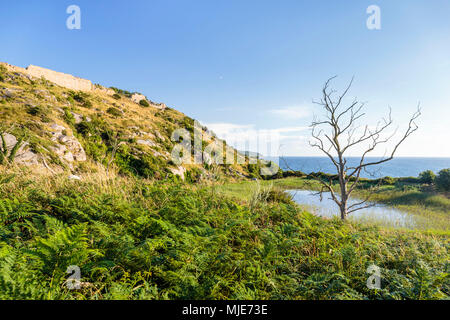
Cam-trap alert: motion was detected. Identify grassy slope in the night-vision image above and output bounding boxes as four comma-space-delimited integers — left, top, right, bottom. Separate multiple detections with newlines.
0, 64, 251, 179
215, 178, 450, 232
0, 169, 448, 300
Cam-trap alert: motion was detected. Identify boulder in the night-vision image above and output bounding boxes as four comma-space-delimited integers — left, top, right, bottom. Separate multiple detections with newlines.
131, 93, 146, 104
170, 166, 186, 180
49, 123, 87, 162
1, 132, 39, 166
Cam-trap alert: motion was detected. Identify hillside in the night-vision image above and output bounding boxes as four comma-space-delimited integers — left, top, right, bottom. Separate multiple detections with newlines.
0, 62, 255, 181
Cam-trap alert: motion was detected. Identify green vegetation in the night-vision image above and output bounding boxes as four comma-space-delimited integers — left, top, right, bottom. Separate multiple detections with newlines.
436, 169, 450, 191
419, 170, 436, 184
139, 99, 150, 107
0, 130, 25, 166
106, 107, 122, 117
0, 169, 448, 300
0, 65, 7, 82
110, 87, 133, 98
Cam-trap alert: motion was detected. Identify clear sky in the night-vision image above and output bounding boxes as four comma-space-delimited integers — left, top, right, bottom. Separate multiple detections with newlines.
1, 1, 449, 157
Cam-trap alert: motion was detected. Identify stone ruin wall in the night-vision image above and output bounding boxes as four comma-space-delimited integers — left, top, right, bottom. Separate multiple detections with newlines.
26, 65, 93, 92
1, 62, 94, 92
1, 62, 163, 107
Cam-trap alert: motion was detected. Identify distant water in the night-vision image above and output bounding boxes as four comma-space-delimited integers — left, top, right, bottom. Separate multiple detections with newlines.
288, 190, 416, 229
276, 157, 450, 179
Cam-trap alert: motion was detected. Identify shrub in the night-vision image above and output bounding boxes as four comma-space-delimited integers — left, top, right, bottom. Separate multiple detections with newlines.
107, 107, 122, 117
63, 108, 75, 126
25, 105, 52, 122
70, 91, 89, 104
82, 100, 93, 109
112, 93, 121, 100
419, 170, 436, 184
380, 176, 395, 185
75, 121, 93, 136
267, 188, 294, 204
26, 105, 46, 116
139, 99, 149, 107
110, 87, 132, 98
435, 169, 450, 191
0, 65, 7, 81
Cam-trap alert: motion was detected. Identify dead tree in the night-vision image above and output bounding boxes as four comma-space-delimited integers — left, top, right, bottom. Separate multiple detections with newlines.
310, 77, 421, 220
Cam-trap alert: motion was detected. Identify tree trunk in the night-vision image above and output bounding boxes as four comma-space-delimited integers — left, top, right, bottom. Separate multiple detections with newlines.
339, 199, 347, 220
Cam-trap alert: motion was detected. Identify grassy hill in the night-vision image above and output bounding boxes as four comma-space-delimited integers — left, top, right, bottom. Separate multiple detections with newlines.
0, 62, 253, 182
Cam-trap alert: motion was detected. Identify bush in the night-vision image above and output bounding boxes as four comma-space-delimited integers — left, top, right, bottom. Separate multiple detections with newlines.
112, 93, 121, 100
435, 169, 450, 191
82, 100, 93, 109
75, 121, 93, 136
110, 87, 132, 98
139, 99, 149, 107
0, 65, 7, 81
419, 170, 436, 184
267, 188, 294, 204
107, 107, 122, 117
70, 91, 89, 104
26, 105, 46, 117
381, 176, 396, 185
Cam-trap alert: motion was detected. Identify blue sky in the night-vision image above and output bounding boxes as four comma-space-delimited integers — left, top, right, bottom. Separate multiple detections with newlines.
1, 0, 449, 156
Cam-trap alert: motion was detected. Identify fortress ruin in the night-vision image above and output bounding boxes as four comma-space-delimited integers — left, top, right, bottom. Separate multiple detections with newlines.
1, 62, 165, 108
1, 62, 94, 92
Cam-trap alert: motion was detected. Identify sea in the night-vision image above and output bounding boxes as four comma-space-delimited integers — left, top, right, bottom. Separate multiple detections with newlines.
272, 157, 450, 179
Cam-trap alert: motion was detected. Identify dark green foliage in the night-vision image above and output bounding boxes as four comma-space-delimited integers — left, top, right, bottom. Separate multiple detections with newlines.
282, 170, 306, 178
436, 169, 450, 191
247, 163, 261, 179
380, 176, 395, 185
419, 170, 436, 184
62, 108, 75, 127
75, 121, 93, 136
0, 65, 7, 82
110, 87, 133, 98
0, 175, 447, 300
266, 188, 294, 204
82, 100, 93, 109
112, 93, 121, 100
185, 167, 202, 183
115, 144, 164, 179
25, 105, 51, 122
70, 91, 89, 104
139, 99, 149, 107
106, 107, 122, 117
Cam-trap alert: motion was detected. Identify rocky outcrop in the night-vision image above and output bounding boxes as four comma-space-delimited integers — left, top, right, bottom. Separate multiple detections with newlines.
131, 93, 146, 104
170, 166, 186, 180
136, 139, 156, 147
49, 123, 86, 162
2, 133, 40, 165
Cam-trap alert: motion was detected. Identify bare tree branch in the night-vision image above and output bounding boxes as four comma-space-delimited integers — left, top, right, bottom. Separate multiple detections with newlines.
308, 77, 421, 219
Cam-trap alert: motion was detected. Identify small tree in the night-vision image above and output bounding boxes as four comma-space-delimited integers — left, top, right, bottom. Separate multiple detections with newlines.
310, 77, 421, 220
139, 99, 150, 107
435, 169, 450, 191
419, 170, 436, 184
